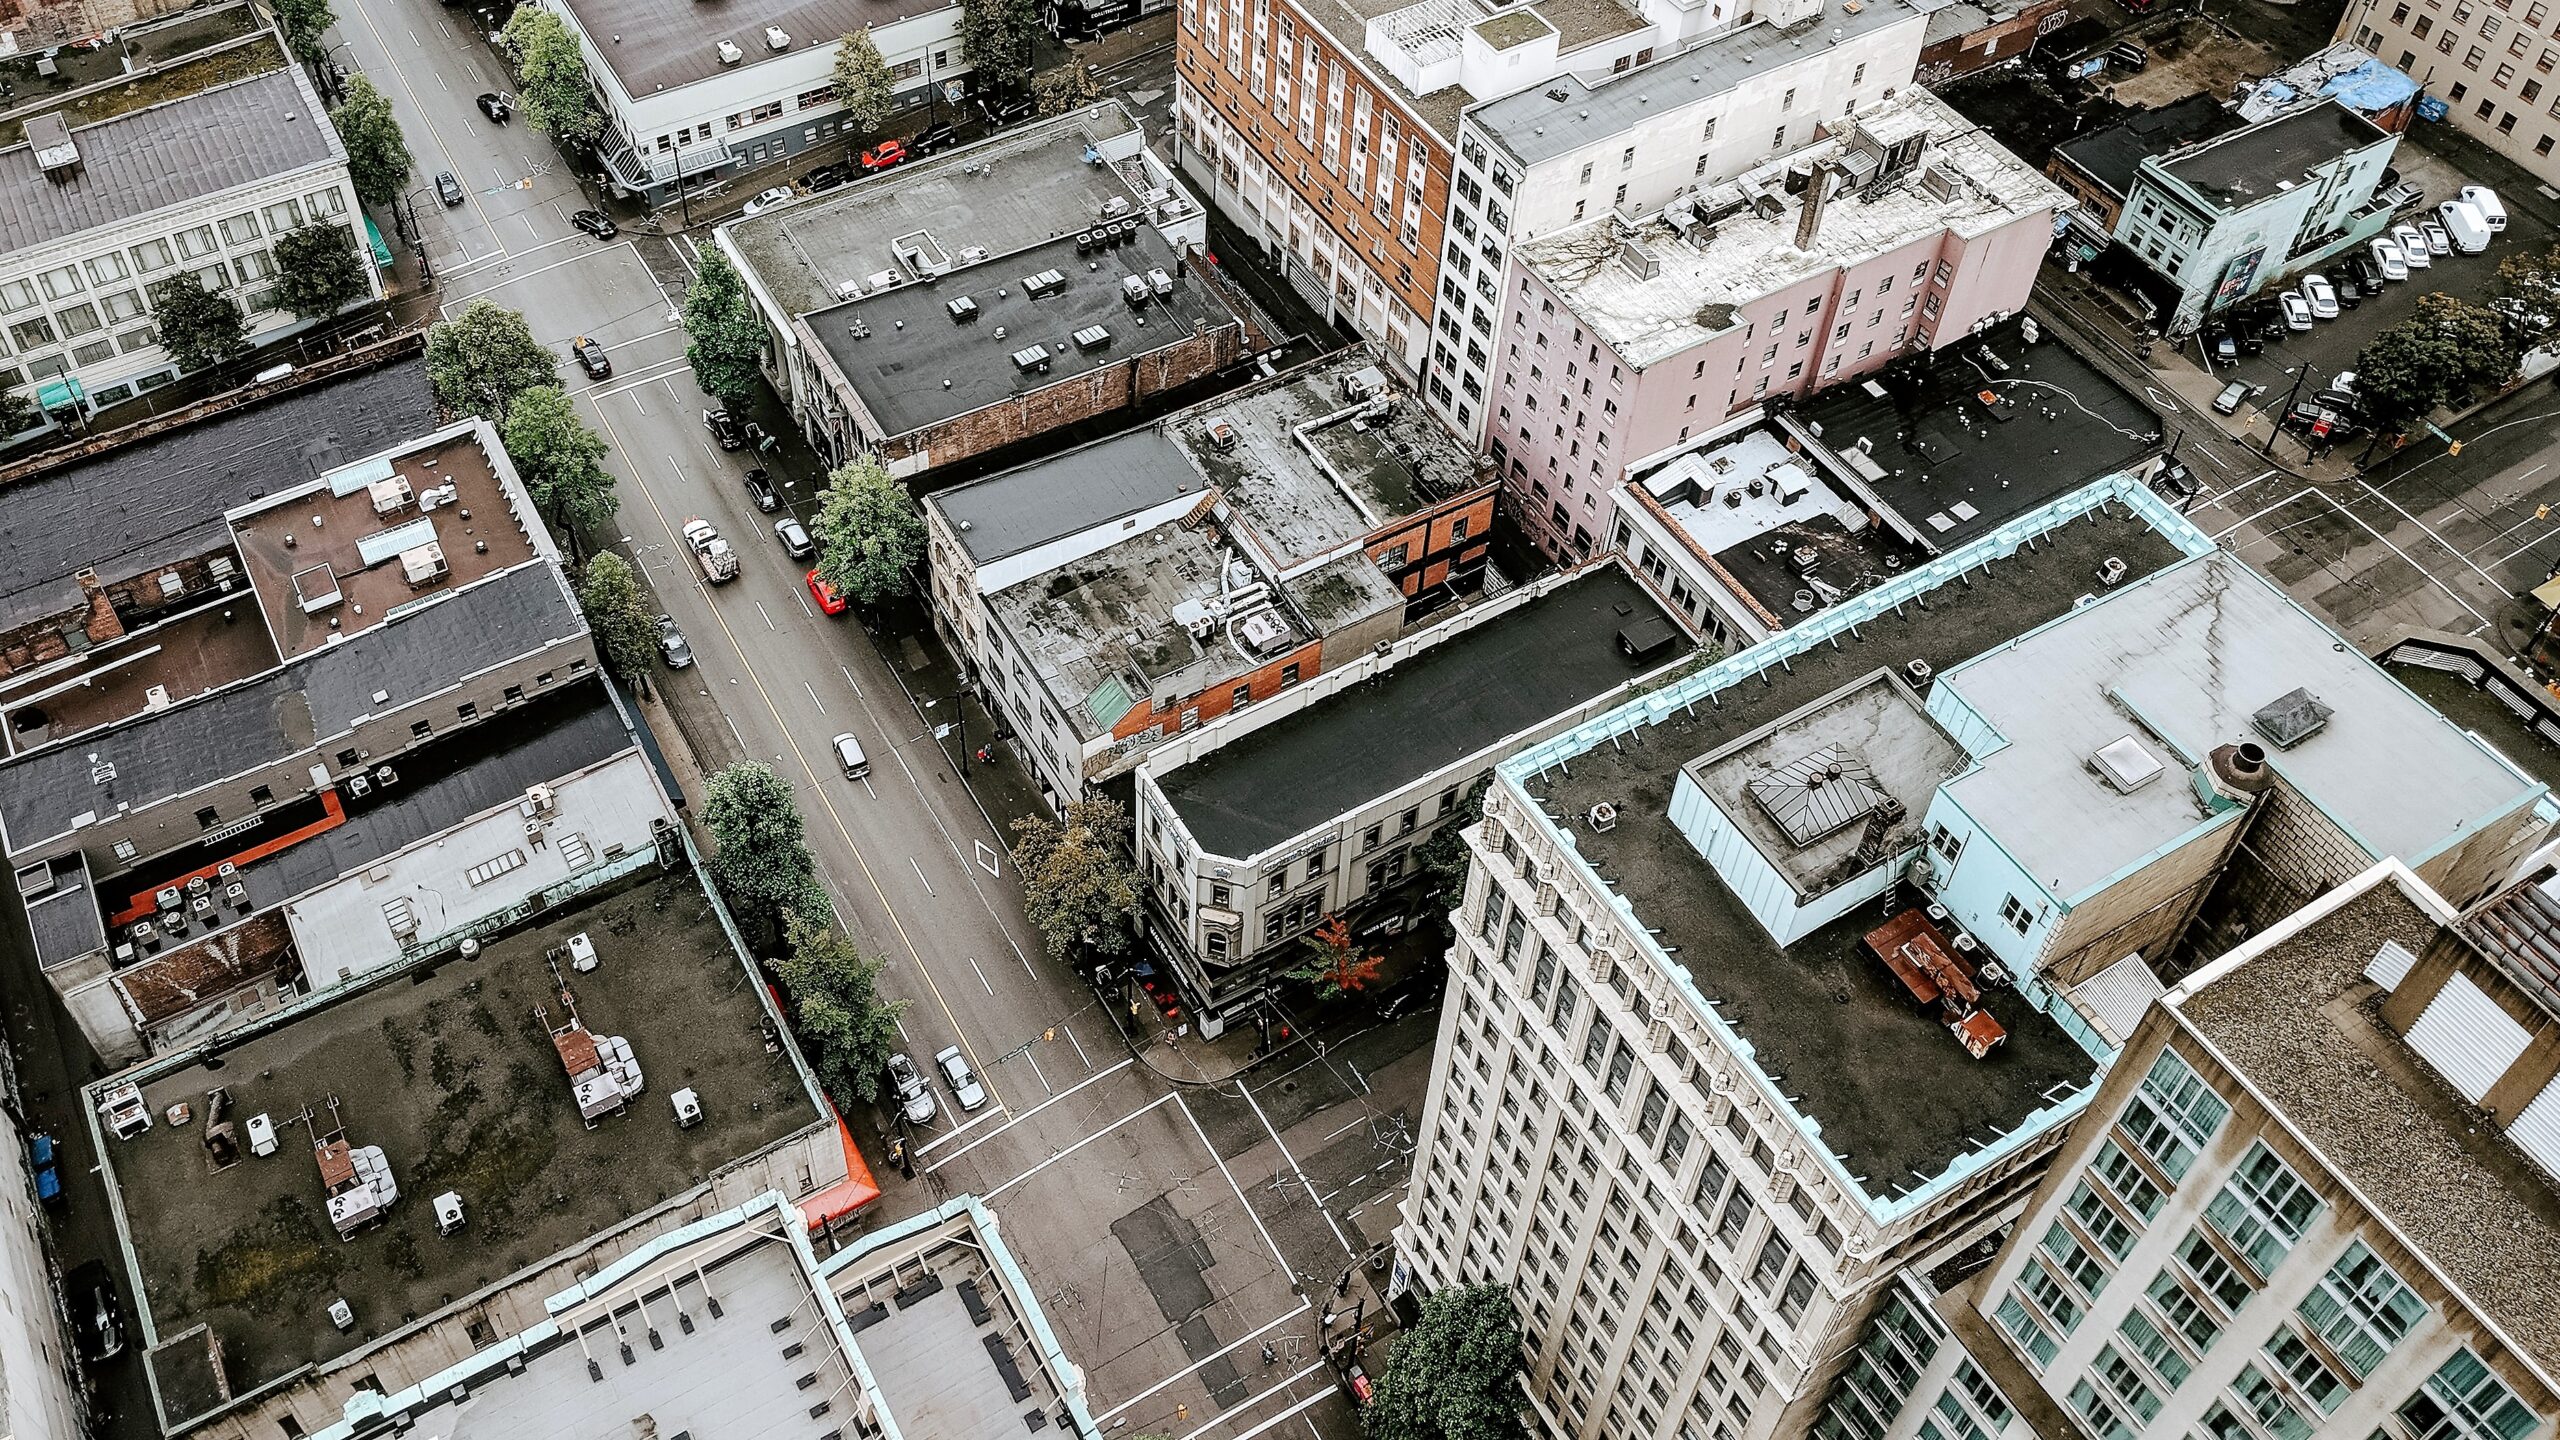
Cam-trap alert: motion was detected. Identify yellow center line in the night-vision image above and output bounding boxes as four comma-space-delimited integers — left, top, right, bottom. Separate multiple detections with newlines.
584, 397, 1007, 1115
344, 0, 512, 260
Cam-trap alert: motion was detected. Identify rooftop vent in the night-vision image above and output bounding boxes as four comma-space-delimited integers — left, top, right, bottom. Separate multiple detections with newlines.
27, 113, 77, 174
1071, 324, 1112, 353
2091, 735, 2165, 794
2251, 687, 2331, 749
1010, 343, 1052, 374
764, 24, 790, 48
716, 39, 743, 64
1021, 268, 1066, 298
946, 295, 979, 323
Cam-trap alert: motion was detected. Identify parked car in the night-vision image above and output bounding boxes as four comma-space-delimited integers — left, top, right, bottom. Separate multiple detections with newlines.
805, 163, 849, 192
775, 516, 816, 560
72, 1267, 123, 1362
434, 170, 465, 206
979, 94, 1035, 126
2393, 222, 2434, 267
912, 121, 960, 154
571, 335, 611, 380
704, 408, 746, 450
2279, 292, 2315, 330
2213, 379, 2251, 415
2346, 254, 2384, 295
2379, 180, 2427, 212
656, 614, 693, 668
2461, 183, 2508, 231
2436, 200, 2492, 255
475, 91, 511, 122
935, 1046, 988, 1112
2419, 216, 2454, 255
2299, 274, 2338, 321
2370, 236, 2409, 281
886, 1053, 936, 1124
571, 209, 618, 239
743, 466, 778, 511
2208, 329, 2238, 364
741, 185, 796, 217
807, 569, 849, 615
860, 138, 909, 172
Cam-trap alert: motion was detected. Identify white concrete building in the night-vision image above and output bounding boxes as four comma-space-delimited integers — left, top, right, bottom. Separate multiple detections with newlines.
538, 0, 967, 207
0, 1120, 82, 1440
0, 62, 372, 418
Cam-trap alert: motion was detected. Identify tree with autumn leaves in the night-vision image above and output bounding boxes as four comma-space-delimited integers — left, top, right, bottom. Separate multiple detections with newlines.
1291, 914, 1384, 995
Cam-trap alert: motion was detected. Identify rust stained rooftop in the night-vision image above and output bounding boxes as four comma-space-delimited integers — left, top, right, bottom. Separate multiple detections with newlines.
0, 601, 282, 758
229, 424, 545, 660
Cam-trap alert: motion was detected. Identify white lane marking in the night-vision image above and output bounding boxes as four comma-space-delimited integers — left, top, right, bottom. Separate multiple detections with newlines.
914, 1102, 1009, 1155
982, 1094, 1177, 1199
967, 956, 993, 995
1025, 1049, 1052, 1093
1098, 1307, 1314, 1421
1240, 1079, 1354, 1255
794, 591, 815, 620
2211, 488, 2494, 629
754, 602, 775, 631
1176, 1094, 1294, 1274
434, 242, 633, 308
1176, 1375, 1330, 1440
912, 858, 940, 898
923, 1057, 1136, 1171
841, 663, 863, 698
805, 680, 825, 716
860, 777, 878, 800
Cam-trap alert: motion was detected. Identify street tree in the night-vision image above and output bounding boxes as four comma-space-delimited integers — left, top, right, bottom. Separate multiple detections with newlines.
812, 455, 925, 608
575, 552, 658, 691
0, 388, 38, 437
331, 76, 413, 209
272, 0, 333, 65
146, 274, 247, 373
681, 252, 765, 405
271, 222, 371, 320
774, 909, 910, 1108
1365, 1284, 1529, 1440
425, 299, 559, 422
2489, 241, 2560, 348
502, 385, 618, 548
1412, 775, 1491, 920
830, 29, 897, 136
1010, 798, 1138, 962
701, 761, 820, 923
1033, 62, 1103, 117
958, 0, 1040, 96
2353, 292, 2516, 436
502, 6, 605, 148
1291, 914, 1385, 995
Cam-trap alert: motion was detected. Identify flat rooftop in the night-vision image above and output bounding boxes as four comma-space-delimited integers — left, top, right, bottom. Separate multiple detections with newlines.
1791, 316, 2161, 550
1941, 551, 2541, 901
1635, 427, 1921, 620
1523, 90, 2067, 371
727, 104, 1152, 319
1175, 356, 1485, 566
559, 0, 949, 96
1156, 562, 1690, 859
2052, 95, 2246, 201
1520, 503, 2184, 1197
0, 359, 440, 632
232, 424, 543, 659
2177, 874, 2560, 1376
2157, 99, 2389, 211
108, 871, 822, 1417
1294, 0, 1647, 137
933, 426, 1204, 570
809, 225, 1233, 440
1, 600, 283, 757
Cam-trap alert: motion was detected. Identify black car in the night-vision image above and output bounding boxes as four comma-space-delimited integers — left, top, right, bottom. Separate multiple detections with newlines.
979, 94, 1035, 126
434, 171, 465, 206
2236, 328, 2267, 355
744, 467, 779, 511
71, 1265, 123, 1362
805, 163, 849, 193
475, 91, 511, 122
704, 408, 746, 450
571, 336, 611, 380
913, 121, 961, 154
570, 209, 618, 239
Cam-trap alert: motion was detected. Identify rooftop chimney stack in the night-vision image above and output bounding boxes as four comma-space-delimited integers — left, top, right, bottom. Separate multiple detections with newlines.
1793, 163, 1837, 252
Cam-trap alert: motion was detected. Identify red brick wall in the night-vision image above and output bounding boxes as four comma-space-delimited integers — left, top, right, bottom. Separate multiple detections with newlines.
1916, 0, 2067, 85
884, 323, 1246, 468
1108, 638, 1324, 741
1367, 489, 1495, 598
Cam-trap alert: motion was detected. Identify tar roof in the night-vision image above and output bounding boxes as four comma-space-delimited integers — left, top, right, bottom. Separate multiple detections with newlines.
2051, 95, 2246, 201
726, 104, 1147, 318
810, 226, 1232, 439
932, 426, 1203, 567
18, 855, 105, 965
0, 360, 441, 632
2155, 100, 2389, 211
559, 0, 950, 97
1942, 551, 2541, 899
0, 562, 583, 855
1518, 504, 2182, 1198
1790, 316, 2161, 549
1467, 0, 1925, 167
109, 873, 822, 1416
1155, 563, 1689, 858
2176, 873, 2560, 1377
1636, 427, 1921, 619
0, 65, 338, 258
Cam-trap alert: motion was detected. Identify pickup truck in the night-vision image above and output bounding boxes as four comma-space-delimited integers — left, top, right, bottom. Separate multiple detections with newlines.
682, 517, 739, 583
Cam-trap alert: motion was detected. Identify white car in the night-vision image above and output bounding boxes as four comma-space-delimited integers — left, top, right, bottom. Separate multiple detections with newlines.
2369, 237, 2408, 281
2279, 292, 2315, 331
886, 1053, 936, 1125
2393, 223, 2433, 268
741, 186, 795, 217
2460, 183, 2508, 231
2419, 217, 2453, 255
2299, 274, 2338, 321
935, 1045, 988, 1112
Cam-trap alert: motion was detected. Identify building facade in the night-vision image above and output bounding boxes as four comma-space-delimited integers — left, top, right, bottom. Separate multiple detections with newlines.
2342, 0, 2560, 181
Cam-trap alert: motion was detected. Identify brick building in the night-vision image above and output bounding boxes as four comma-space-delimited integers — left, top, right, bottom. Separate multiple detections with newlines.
1913, 0, 2070, 85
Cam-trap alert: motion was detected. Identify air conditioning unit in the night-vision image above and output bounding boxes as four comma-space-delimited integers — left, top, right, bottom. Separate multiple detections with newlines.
368, 476, 414, 515
1587, 802, 1618, 832
225, 882, 249, 908
764, 24, 789, 48
2097, 555, 2129, 586
715, 39, 743, 64
568, 932, 599, 972
155, 887, 182, 911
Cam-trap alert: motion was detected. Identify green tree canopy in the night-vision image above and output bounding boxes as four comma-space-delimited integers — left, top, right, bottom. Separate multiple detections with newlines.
1364, 1284, 1528, 1440
1010, 798, 1138, 962
1412, 774, 1492, 919
0, 388, 41, 436
702, 761, 820, 921
146, 273, 248, 373
271, 222, 371, 321
958, 0, 1040, 96
773, 909, 910, 1109
812, 456, 924, 608
502, 6, 605, 148
681, 252, 766, 406
502, 384, 618, 543
2353, 292, 2517, 435
426, 299, 560, 422
830, 29, 896, 135
273, 0, 334, 65
331, 76, 413, 209
575, 551, 657, 681
1033, 61, 1103, 117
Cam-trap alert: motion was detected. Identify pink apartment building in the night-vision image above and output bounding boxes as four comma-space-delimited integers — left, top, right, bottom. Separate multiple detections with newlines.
1487, 87, 2067, 562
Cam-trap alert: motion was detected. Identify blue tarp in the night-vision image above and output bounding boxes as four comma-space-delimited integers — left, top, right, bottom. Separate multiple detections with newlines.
2322, 58, 2420, 113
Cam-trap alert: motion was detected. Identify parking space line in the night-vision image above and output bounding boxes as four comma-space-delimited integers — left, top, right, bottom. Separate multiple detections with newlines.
925, 1057, 1135, 1171
1026, 1049, 1052, 1094
1063, 1022, 1092, 1069
984, 1094, 1176, 1199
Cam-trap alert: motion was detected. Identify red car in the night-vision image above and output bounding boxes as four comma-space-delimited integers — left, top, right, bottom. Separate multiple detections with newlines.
859, 139, 908, 172
807, 570, 849, 615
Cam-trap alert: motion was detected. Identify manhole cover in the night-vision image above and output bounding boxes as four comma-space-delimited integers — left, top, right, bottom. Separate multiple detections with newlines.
1280, 1081, 1298, 1094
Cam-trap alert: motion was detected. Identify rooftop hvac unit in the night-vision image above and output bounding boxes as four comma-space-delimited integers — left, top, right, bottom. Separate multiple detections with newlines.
2097, 555, 2129, 586
190, 892, 214, 919
1587, 802, 1618, 832
1120, 274, 1151, 306
867, 269, 899, 293
1234, 608, 1292, 655
1339, 365, 1389, 402
434, 1192, 466, 1235
1205, 418, 1238, 451
368, 476, 414, 515
958, 245, 990, 263
155, 887, 182, 911
1010, 343, 1052, 374
1021, 268, 1066, 298
217, 861, 238, 881
225, 882, 249, 908
567, 932, 599, 972
672, 1087, 705, 1127
1071, 324, 1112, 353
188, 875, 210, 897
716, 39, 743, 63
946, 295, 979, 323
400, 542, 450, 587
345, 773, 372, 798
130, 920, 157, 947
1147, 268, 1174, 297
329, 1300, 355, 1331
1100, 195, 1131, 218
764, 24, 789, 47
1904, 658, 1933, 687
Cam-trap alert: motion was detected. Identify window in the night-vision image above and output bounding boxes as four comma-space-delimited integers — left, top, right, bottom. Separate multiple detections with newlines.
2093, 1347, 2164, 1424
219, 213, 261, 247
1232, 683, 1252, 709
2396, 1349, 2542, 1440
1999, 893, 2035, 935
250, 785, 275, 808
2118, 1307, 2193, 1388
2204, 1142, 2321, 1276
2145, 1267, 2223, 1349
2018, 1260, 2083, 1332
195, 806, 220, 829
1996, 1295, 2058, 1367
2090, 1140, 2165, 1220
2067, 1182, 2137, 1259
2041, 1222, 2110, 1302
2297, 1240, 2427, 1377
261, 199, 305, 233
82, 253, 128, 287
410, 719, 434, 739
175, 225, 219, 260
2231, 1365, 2313, 1440
2172, 1228, 2255, 1312
2263, 1329, 2346, 1414
2117, 1047, 2228, 1180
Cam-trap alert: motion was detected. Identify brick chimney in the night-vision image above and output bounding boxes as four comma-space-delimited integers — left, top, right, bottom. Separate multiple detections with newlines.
76, 568, 122, 645
1794, 163, 1837, 252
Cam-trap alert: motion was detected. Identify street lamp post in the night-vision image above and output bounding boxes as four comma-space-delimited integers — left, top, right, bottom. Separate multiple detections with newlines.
2262, 364, 2312, 458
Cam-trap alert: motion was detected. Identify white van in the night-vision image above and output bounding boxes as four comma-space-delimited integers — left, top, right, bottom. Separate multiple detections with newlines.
2437, 199, 2493, 255
831, 732, 869, 781
2460, 184, 2508, 232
